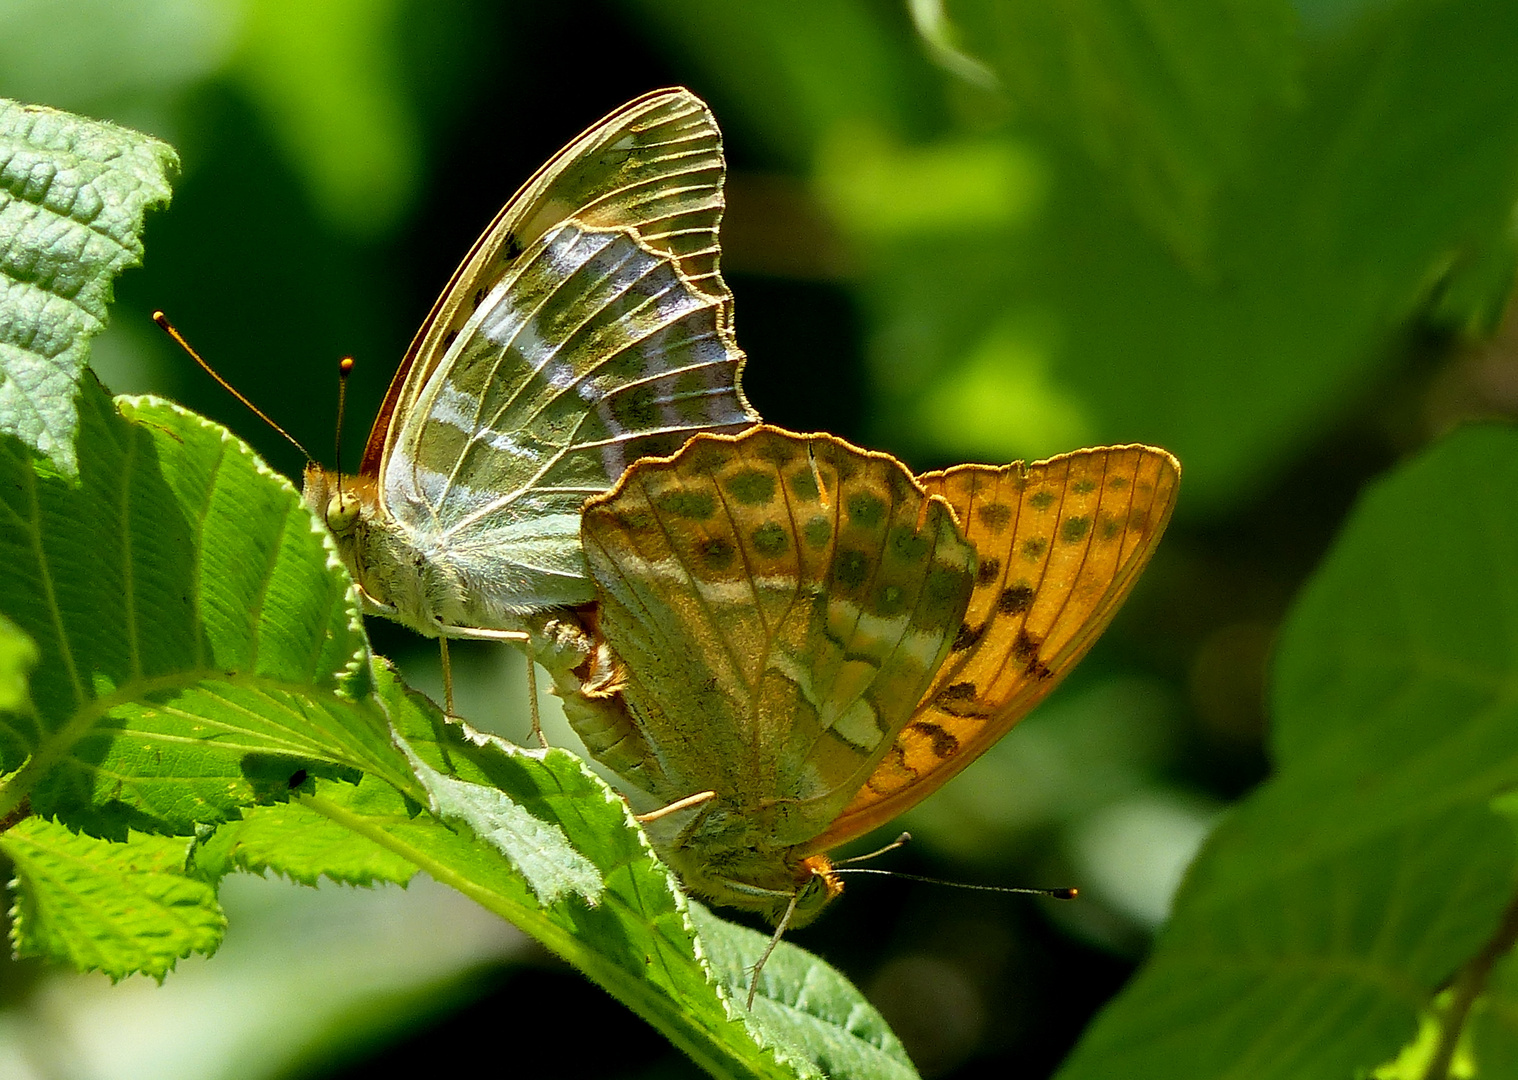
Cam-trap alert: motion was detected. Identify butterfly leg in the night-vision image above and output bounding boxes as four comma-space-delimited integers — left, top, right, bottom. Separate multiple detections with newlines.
523, 633, 544, 748
440, 624, 536, 741
747, 888, 804, 1009
439, 637, 455, 716
634, 789, 717, 825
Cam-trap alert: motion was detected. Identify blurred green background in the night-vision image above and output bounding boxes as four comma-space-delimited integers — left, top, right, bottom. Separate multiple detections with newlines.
5, 0, 1518, 1077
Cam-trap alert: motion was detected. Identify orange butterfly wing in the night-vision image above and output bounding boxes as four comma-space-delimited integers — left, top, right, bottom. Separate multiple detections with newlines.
807, 444, 1180, 852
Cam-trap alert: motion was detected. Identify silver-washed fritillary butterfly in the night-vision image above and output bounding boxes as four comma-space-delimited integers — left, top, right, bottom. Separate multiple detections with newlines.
566, 425, 1179, 931
302, 88, 757, 646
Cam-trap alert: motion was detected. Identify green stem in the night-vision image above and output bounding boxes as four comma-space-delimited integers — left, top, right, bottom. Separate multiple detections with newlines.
1421, 887, 1518, 1080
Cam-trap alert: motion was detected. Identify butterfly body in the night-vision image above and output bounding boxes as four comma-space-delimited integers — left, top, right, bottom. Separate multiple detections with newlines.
566, 425, 1179, 924
303, 90, 756, 641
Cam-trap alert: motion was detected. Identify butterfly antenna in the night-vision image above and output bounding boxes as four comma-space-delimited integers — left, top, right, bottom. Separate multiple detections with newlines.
154, 311, 313, 462
830, 866, 1078, 901
335, 356, 355, 491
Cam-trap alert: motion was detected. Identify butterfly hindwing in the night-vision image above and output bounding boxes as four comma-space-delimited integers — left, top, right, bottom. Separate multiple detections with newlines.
810, 445, 1180, 850
352, 88, 755, 617
385, 220, 753, 609
365, 88, 732, 476
581, 426, 977, 845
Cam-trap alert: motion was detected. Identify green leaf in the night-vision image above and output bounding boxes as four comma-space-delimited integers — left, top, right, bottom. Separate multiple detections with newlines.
952, 0, 1300, 264
798, 0, 1518, 507
235, 0, 419, 235
191, 774, 421, 889
1057, 425, 1518, 1079
0, 382, 415, 838
1471, 945, 1518, 1073
618, 0, 937, 166
4, 816, 225, 980
691, 904, 917, 1080
399, 740, 601, 908
0, 99, 176, 474
224, 661, 915, 1080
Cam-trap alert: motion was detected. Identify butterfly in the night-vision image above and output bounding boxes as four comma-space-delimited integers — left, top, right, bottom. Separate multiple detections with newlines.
566, 424, 1179, 934
301, 89, 757, 661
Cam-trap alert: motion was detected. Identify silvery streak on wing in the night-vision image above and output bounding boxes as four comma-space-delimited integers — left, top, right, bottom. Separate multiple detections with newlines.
305, 220, 753, 647
299, 88, 757, 718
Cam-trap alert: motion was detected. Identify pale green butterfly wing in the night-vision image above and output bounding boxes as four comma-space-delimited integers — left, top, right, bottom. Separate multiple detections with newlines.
364, 87, 736, 474
579, 426, 977, 847
372, 88, 755, 613
385, 219, 754, 610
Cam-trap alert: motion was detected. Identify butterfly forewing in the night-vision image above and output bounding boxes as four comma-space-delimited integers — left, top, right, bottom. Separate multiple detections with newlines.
810, 444, 1180, 850
581, 427, 977, 845
365, 89, 732, 475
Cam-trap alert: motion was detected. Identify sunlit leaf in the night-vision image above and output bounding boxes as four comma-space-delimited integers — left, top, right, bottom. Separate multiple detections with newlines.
0, 99, 175, 474
5, 818, 225, 980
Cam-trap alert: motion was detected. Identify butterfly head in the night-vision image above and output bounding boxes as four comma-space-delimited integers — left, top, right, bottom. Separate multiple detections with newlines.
788, 855, 845, 927
656, 813, 846, 928
302, 464, 367, 539
301, 463, 385, 598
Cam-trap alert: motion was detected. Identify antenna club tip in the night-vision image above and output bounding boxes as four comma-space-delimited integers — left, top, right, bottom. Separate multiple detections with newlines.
340, 357, 355, 373
152, 310, 169, 326
1053, 887, 1078, 901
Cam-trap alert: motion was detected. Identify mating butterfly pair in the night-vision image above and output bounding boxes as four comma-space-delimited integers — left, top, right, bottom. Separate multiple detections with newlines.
304, 88, 1179, 929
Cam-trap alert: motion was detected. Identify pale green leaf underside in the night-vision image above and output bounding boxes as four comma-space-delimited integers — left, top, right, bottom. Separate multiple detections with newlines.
399, 732, 601, 908
4, 817, 225, 980
0, 99, 176, 475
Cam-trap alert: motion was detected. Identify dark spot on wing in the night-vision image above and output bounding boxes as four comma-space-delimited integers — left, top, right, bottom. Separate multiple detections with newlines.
1012, 629, 1041, 661
1061, 516, 1091, 543
751, 521, 788, 557
847, 492, 886, 527
726, 468, 776, 505
700, 537, 736, 570
836, 549, 870, 588
933, 682, 977, 710
953, 621, 983, 651
976, 557, 1002, 587
998, 584, 1035, 614
911, 719, 961, 758
978, 502, 1014, 530
656, 490, 716, 520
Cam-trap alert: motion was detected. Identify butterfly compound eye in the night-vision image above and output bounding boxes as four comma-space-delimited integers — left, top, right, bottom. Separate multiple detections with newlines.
327, 491, 361, 536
